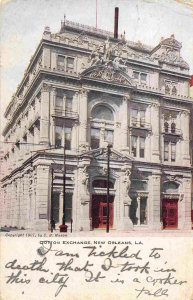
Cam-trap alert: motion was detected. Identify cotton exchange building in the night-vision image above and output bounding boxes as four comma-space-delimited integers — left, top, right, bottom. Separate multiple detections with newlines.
1, 19, 192, 232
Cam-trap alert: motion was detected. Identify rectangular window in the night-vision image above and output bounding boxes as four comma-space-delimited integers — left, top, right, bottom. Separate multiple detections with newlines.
133, 71, 139, 79
171, 143, 176, 162
65, 97, 73, 111
140, 73, 147, 82
140, 198, 147, 225
66, 57, 74, 71
55, 96, 63, 109
65, 194, 72, 222
91, 128, 100, 149
104, 130, 114, 146
53, 193, 60, 223
139, 110, 145, 127
55, 126, 63, 148
131, 109, 138, 126
139, 137, 145, 158
65, 127, 72, 150
57, 55, 65, 69
164, 141, 169, 161
131, 136, 137, 157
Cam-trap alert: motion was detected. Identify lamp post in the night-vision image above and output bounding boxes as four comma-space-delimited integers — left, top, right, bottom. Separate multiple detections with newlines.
50, 168, 55, 232
106, 144, 112, 233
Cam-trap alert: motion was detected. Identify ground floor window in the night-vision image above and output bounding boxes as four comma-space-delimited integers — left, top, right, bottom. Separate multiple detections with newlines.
53, 193, 60, 223
130, 197, 147, 225
65, 193, 72, 222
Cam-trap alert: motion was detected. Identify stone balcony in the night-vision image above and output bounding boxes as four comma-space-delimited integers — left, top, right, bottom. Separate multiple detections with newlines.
162, 127, 182, 138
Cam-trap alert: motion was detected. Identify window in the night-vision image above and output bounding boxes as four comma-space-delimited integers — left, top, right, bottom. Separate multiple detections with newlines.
66, 97, 73, 111
65, 194, 72, 222
93, 179, 114, 188
131, 136, 145, 158
140, 198, 147, 225
91, 105, 114, 121
55, 126, 63, 148
130, 197, 147, 225
57, 55, 65, 69
140, 73, 147, 82
133, 71, 139, 79
55, 96, 63, 109
104, 130, 114, 146
65, 127, 72, 150
66, 57, 74, 71
131, 136, 137, 157
171, 123, 176, 134
53, 193, 60, 223
91, 128, 100, 149
139, 110, 145, 127
171, 143, 176, 162
164, 122, 169, 133
172, 86, 177, 96
139, 137, 145, 158
131, 109, 138, 125
133, 71, 147, 83
165, 85, 170, 95
164, 141, 176, 162
164, 141, 169, 161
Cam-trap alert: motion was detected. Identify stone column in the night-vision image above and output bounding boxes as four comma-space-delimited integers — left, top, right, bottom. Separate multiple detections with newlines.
151, 103, 160, 163
151, 173, 162, 230
76, 162, 91, 231
181, 111, 190, 166
23, 172, 30, 228
78, 89, 89, 151
34, 164, 50, 230
181, 177, 192, 230
121, 95, 130, 154
40, 83, 50, 144
71, 121, 78, 151
73, 91, 78, 113
50, 87, 56, 146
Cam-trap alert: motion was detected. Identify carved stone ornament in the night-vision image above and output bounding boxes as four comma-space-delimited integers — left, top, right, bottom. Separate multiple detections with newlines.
81, 165, 89, 194
41, 83, 50, 92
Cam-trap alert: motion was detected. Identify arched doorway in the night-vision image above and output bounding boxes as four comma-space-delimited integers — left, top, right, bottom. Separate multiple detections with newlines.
92, 179, 114, 229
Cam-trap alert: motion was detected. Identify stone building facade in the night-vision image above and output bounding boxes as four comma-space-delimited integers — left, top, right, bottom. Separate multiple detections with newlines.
0, 19, 192, 231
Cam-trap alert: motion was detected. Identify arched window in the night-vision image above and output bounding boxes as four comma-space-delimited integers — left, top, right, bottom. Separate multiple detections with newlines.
172, 86, 177, 96
164, 122, 169, 133
171, 122, 176, 133
165, 85, 170, 95
91, 105, 114, 121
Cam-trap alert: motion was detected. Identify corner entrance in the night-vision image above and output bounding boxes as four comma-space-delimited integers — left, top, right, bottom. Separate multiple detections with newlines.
92, 195, 114, 229
162, 199, 178, 229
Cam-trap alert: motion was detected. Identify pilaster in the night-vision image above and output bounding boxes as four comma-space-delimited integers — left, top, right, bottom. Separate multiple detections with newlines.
40, 83, 50, 144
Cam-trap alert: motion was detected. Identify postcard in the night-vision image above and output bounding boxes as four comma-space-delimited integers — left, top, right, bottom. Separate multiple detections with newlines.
0, 0, 193, 299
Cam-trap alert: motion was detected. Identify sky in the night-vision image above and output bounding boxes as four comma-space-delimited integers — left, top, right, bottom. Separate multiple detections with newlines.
0, 0, 193, 137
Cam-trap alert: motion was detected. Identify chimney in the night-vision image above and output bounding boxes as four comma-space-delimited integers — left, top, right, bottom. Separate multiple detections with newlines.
114, 7, 119, 39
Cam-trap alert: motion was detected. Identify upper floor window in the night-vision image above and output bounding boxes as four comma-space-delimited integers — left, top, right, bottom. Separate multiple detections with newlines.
131, 135, 145, 158
131, 108, 146, 127
57, 55, 65, 69
164, 141, 176, 162
91, 105, 114, 121
165, 81, 178, 96
133, 71, 147, 83
66, 97, 73, 111
91, 128, 100, 149
104, 130, 114, 146
55, 126, 72, 150
55, 95, 63, 109
66, 57, 74, 72
57, 56, 75, 72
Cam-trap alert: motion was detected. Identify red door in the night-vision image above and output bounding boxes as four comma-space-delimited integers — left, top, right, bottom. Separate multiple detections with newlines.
162, 199, 178, 229
92, 195, 114, 229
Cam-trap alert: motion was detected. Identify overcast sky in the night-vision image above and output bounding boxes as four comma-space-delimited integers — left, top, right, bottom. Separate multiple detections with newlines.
0, 0, 193, 136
